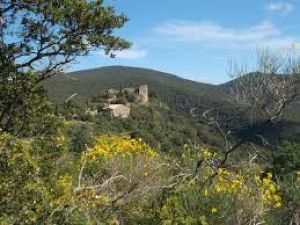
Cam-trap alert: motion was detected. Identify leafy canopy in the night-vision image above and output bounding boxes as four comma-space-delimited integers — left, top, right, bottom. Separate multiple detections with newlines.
0, 0, 130, 80
0, 0, 129, 133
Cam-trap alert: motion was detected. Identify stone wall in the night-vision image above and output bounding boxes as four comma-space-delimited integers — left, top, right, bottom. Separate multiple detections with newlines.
106, 84, 149, 106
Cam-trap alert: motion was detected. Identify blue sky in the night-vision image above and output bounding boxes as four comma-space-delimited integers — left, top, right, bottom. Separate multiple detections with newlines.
70, 0, 300, 84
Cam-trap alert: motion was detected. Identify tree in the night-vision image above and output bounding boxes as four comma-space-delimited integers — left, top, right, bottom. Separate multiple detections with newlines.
0, 0, 130, 134
0, 0, 129, 79
272, 142, 300, 175
197, 49, 299, 170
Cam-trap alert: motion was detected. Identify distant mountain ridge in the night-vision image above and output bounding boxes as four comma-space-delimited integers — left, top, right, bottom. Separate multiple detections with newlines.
44, 66, 224, 109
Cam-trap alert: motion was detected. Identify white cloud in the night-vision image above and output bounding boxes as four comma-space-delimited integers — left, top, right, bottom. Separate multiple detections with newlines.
97, 46, 148, 60
155, 20, 278, 43
113, 47, 148, 59
154, 20, 299, 50
265, 2, 294, 14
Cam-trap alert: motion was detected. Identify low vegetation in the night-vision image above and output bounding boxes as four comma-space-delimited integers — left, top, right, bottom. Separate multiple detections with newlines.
1, 130, 299, 224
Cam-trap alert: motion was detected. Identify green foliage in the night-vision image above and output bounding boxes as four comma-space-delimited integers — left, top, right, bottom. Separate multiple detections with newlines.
273, 174, 300, 225
62, 121, 95, 153
1, 0, 129, 136
91, 100, 218, 151
272, 142, 300, 175
0, 132, 69, 224
268, 142, 300, 224
1, 125, 300, 224
0, 72, 60, 136
1, 0, 129, 80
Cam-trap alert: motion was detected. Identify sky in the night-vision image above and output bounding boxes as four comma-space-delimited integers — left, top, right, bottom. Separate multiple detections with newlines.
69, 0, 300, 84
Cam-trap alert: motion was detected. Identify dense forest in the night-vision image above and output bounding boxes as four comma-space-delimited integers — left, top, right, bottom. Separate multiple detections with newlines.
1, 0, 300, 225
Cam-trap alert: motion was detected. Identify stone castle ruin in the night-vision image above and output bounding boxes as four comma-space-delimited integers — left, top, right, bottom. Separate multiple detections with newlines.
107, 84, 149, 106
137, 85, 149, 105
94, 84, 149, 118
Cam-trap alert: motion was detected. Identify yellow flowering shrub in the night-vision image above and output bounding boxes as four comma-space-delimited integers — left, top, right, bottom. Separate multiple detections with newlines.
160, 196, 206, 225
201, 148, 214, 159
70, 135, 170, 224
55, 134, 66, 147
57, 175, 73, 191
259, 173, 282, 209
159, 146, 288, 225
83, 135, 158, 161
1, 130, 298, 225
0, 132, 74, 224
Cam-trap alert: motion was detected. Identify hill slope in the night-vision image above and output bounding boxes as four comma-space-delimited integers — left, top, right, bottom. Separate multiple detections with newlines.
43, 66, 300, 144
44, 66, 223, 108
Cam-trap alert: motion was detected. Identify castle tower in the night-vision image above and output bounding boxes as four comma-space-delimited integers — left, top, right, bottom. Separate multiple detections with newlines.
138, 85, 149, 105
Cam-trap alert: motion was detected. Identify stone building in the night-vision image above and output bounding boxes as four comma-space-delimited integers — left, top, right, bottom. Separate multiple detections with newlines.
106, 84, 149, 105
98, 84, 149, 118
102, 104, 130, 118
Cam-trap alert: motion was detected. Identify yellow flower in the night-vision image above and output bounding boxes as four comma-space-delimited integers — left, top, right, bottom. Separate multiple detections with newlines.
268, 183, 276, 193
202, 148, 213, 158
263, 193, 272, 202
55, 135, 66, 146
211, 207, 218, 213
231, 179, 242, 190
218, 168, 230, 176
85, 135, 159, 161
254, 175, 260, 183
215, 184, 224, 193
274, 202, 282, 209
273, 194, 282, 202
263, 178, 271, 186
266, 172, 273, 179
57, 175, 72, 191
204, 188, 209, 197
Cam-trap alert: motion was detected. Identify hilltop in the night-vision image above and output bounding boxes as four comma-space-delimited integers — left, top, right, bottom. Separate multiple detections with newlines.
43, 66, 223, 108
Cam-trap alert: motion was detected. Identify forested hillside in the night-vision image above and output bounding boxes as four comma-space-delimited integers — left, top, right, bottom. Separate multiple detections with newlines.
43, 66, 300, 145
44, 66, 221, 108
